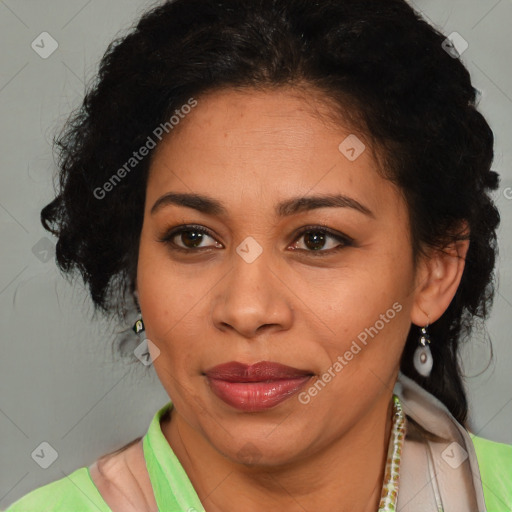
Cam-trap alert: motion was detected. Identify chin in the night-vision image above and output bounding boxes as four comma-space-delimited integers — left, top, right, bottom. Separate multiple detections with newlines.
207, 428, 312, 469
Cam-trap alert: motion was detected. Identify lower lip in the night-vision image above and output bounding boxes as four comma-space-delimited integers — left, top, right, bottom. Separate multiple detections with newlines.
205, 376, 312, 411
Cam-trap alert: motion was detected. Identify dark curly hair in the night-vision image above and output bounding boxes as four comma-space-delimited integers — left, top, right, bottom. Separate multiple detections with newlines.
42, 0, 500, 426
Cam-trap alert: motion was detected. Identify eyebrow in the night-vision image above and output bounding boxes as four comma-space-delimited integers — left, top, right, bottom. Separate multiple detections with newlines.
150, 192, 375, 218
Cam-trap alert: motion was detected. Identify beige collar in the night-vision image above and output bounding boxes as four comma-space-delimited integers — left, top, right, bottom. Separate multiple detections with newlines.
394, 372, 486, 511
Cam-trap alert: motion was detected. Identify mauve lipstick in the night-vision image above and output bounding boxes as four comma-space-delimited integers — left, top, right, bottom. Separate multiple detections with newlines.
204, 361, 314, 411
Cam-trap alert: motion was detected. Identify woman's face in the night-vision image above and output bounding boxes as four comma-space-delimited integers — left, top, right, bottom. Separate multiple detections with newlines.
137, 87, 419, 464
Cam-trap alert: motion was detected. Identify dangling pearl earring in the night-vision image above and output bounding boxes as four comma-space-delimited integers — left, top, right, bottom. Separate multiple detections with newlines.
413, 324, 433, 377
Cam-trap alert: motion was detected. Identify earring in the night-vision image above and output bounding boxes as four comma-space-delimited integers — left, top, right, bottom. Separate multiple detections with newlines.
413, 324, 433, 377
132, 317, 146, 336
132, 316, 145, 337
132, 290, 144, 336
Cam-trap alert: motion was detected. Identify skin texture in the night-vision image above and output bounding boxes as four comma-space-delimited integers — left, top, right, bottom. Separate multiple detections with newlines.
136, 87, 469, 512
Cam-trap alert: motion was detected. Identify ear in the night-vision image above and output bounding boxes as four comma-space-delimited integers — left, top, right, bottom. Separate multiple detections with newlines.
411, 226, 470, 326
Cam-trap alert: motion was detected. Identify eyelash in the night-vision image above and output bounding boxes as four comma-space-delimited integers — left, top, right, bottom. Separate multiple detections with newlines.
158, 224, 354, 257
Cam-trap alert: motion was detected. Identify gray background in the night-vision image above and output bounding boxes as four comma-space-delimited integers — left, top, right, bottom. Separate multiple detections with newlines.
0, 0, 511, 508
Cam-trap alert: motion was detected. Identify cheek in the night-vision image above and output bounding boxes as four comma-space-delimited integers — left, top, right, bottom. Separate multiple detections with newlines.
322, 254, 411, 323
137, 235, 181, 345
314, 254, 414, 378
137, 258, 200, 401
137, 230, 187, 308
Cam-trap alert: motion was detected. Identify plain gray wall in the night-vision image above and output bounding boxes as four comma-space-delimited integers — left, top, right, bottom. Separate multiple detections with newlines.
1, 0, 511, 508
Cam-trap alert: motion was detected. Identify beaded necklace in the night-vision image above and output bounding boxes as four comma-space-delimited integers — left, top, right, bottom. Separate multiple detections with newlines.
378, 395, 406, 511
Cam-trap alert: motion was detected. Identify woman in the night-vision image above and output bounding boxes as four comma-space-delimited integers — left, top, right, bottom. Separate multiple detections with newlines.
4, 0, 511, 511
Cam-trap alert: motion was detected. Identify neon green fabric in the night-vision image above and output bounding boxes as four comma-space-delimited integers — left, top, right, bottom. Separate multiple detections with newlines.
142, 402, 204, 511
470, 432, 512, 512
3, 401, 511, 511
2, 466, 111, 512
3, 402, 203, 512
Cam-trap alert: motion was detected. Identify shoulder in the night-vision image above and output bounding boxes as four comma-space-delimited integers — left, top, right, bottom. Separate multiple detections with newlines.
2, 467, 111, 512
3, 438, 156, 512
471, 433, 512, 468
470, 433, 512, 512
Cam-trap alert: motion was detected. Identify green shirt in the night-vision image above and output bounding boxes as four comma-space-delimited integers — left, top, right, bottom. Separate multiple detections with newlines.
470, 433, 512, 511
3, 401, 512, 511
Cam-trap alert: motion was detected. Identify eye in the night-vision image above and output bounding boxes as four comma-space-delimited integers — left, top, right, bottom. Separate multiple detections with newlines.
158, 224, 353, 256
158, 225, 223, 252
289, 226, 353, 256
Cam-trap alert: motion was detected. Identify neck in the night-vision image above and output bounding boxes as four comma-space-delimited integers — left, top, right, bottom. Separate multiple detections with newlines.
162, 394, 395, 512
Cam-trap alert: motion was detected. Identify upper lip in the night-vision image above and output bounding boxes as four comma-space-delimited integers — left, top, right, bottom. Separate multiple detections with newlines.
204, 361, 313, 382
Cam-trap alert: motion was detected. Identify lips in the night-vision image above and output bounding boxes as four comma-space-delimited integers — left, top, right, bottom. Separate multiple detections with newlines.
204, 361, 314, 411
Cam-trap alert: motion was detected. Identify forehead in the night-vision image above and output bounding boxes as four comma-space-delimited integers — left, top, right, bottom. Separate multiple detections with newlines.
153, 87, 360, 157
146, 87, 402, 220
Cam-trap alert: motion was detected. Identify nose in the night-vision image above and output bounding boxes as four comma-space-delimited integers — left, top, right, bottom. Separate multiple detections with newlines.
211, 248, 294, 339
